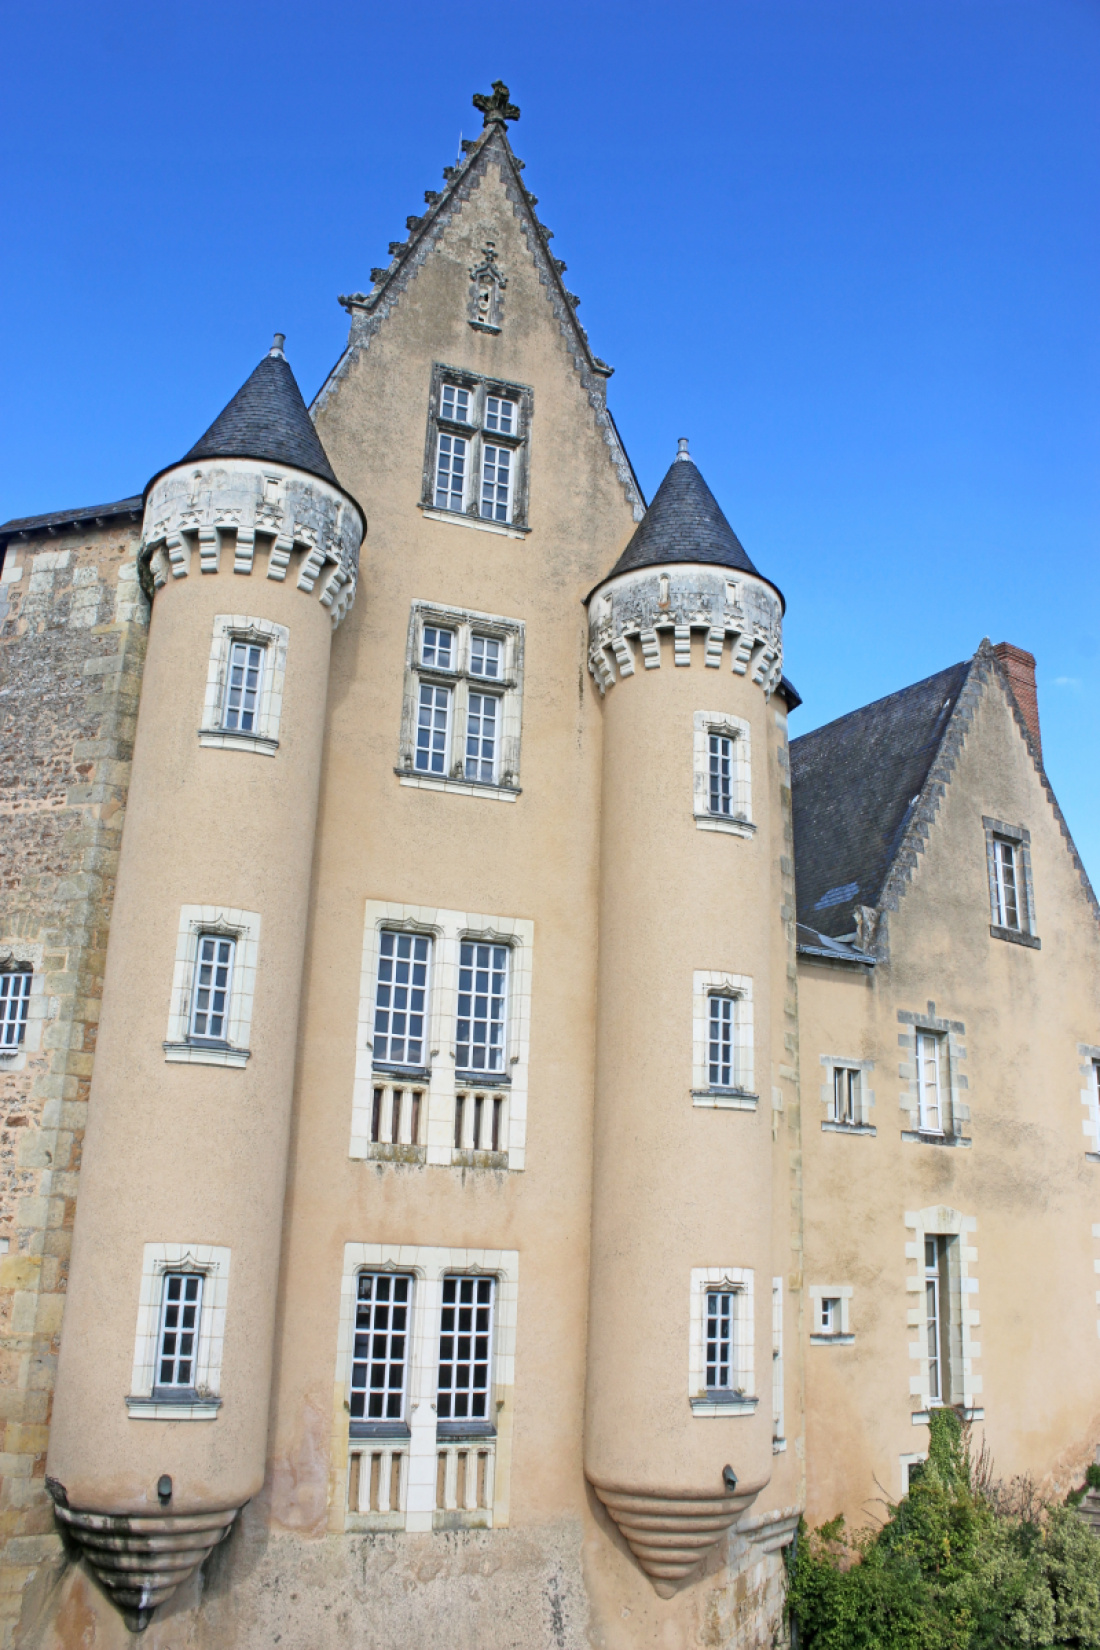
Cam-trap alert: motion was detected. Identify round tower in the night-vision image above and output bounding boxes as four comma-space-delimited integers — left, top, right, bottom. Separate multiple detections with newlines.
584, 441, 788, 1594
46, 338, 363, 1627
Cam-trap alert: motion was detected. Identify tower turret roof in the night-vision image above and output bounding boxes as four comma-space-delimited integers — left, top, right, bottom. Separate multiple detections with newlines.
181, 336, 341, 488
599, 441, 780, 604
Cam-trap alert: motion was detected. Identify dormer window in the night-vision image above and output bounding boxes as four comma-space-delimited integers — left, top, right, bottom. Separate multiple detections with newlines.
422, 367, 532, 534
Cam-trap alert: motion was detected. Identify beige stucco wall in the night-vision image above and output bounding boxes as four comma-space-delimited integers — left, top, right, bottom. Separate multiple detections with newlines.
799, 671, 1100, 1527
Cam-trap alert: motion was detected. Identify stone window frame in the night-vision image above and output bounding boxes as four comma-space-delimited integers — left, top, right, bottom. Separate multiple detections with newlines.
897, 1004, 971, 1148
809, 1285, 855, 1345
691, 971, 755, 1109
982, 816, 1040, 949
904, 1205, 983, 1422
0, 943, 45, 1072
692, 710, 754, 837
819, 1053, 876, 1137
419, 363, 533, 541
1079, 1044, 1100, 1163
688, 1267, 757, 1415
198, 614, 289, 757
350, 901, 533, 1172
331, 1243, 519, 1535
397, 602, 525, 803
163, 906, 260, 1068
126, 1242, 231, 1421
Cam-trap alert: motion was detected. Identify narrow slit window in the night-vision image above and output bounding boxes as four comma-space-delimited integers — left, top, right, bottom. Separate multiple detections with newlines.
222, 641, 265, 733
993, 839, 1021, 929
189, 936, 235, 1042
435, 433, 468, 512
156, 1272, 203, 1391
708, 994, 735, 1088
440, 384, 472, 424
415, 683, 451, 774
465, 692, 500, 783
454, 1094, 465, 1149
491, 1096, 503, 1152
484, 396, 515, 435
456, 942, 509, 1073
421, 626, 454, 670
705, 1290, 735, 1390
0, 970, 31, 1048
924, 1237, 949, 1403
373, 931, 431, 1067
470, 635, 502, 679
916, 1033, 943, 1133
480, 444, 512, 523
350, 1272, 412, 1422
708, 733, 734, 816
437, 1275, 494, 1421
832, 1067, 861, 1124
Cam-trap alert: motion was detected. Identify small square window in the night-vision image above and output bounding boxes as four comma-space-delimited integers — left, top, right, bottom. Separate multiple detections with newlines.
0, 970, 32, 1049
421, 626, 455, 670
189, 936, 235, 1043
437, 1275, 495, 1421
350, 1272, 412, 1422
415, 683, 452, 774
440, 383, 472, 424
156, 1272, 203, 1392
470, 635, 502, 679
373, 932, 431, 1068
484, 396, 515, 435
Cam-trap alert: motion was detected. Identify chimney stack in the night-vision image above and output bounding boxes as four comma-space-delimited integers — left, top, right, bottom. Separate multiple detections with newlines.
993, 642, 1041, 759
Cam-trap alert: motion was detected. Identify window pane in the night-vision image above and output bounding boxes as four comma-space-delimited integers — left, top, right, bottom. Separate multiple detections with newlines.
435, 432, 468, 511
190, 936, 235, 1041
415, 683, 451, 773
917, 1034, 942, 1131
484, 396, 515, 436
436, 1275, 495, 1420
421, 626, 454, 670
0, 971, 31, 1049
708, 995, 734, 1087
705, 1290, 734, 1389
373, 931, 431, 1067
708, 734, 734, 816
440, 384, 471, 424
157, 1272, 203, 1389
470, 635, 502, 679
223, 641, 264, 733
456, 942, 509, 1072
350, 1272, 412, 1421
480, 444, 512, 522
466, 692, 500, 783
996, 840, 1020, 929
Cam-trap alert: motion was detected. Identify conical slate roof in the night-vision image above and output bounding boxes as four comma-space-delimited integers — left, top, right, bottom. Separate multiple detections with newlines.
605, 443, 765, 584
182, 338, 340, 488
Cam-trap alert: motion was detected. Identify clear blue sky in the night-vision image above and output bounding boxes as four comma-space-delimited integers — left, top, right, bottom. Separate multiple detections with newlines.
2, 1, 1097, 880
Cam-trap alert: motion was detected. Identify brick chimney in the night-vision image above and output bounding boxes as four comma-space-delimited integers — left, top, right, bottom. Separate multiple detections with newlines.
993, 642, 1041, 759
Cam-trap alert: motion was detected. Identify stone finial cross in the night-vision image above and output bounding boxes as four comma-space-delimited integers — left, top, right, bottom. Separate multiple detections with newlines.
473, 80, 520, 127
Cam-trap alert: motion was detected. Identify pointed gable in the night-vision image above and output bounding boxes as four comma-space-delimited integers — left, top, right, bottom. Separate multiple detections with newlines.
183, 342, 341, 488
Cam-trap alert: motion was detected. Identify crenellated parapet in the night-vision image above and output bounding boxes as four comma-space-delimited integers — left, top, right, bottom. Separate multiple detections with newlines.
587, 565, 784, 698
141, 458, 362, 626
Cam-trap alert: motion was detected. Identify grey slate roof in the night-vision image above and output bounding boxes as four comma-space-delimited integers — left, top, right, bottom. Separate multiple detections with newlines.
789, 657, 973, 938
602, 452, 778, 596
181, 349, 340, 489
0, 496, 142, 541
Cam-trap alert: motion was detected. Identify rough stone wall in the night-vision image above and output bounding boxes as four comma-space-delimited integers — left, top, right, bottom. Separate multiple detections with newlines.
0, 525, 146, 1647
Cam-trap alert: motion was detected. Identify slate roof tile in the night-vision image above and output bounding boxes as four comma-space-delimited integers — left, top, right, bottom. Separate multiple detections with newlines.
604, 450, 771, 587
182, 346, 341, 489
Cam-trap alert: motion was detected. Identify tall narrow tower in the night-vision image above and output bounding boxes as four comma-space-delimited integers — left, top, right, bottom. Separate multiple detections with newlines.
585, 442, 788, 1593
46, 340, 363, 1627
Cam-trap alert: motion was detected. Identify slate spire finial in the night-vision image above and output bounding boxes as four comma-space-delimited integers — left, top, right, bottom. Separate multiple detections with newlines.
269, 333, 286, 358
473, 80, 520, 128
675, 437, 692, 463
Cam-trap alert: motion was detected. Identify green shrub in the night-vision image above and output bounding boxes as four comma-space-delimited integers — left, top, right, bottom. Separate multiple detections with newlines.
787, 1410, 1100, 1649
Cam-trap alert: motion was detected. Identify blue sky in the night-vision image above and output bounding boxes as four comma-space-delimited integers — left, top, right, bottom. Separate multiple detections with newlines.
2, 1, 1097, 878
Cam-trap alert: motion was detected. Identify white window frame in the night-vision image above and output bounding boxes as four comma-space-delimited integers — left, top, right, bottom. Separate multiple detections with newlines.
398, 602, 525, 802
692, 971, 754, 1108
0, 945, 45, 1071
455, 939, 509, 1077
899, 1007, 971, 1145
332, 1244, 519, 1534
464, 689, 502, 785
916, 1032, 944, 1134
351, 902, 533, 1171
187, 933, 236, 1043
983, 816, 1039, 946
689, 1267, 756, 1414
905, 1206, 982, 1418
692, 711, 753, 836
819, 1054, 876, 1134
372, 930, 433, 1071
809, 1285, 854, 1345
164, 906, 260, 1068
421, 366, 532, 540
436, 1274, 496, 1429
433, 430, 469, 514
992, 837, 1021, 930
126, 1243, 230, 1420
154, 1271, 205, 1392
199, 614, 289, 756
479, 441, 514, 524
349, 1270, 415, 1426
0, 968, 33, 1052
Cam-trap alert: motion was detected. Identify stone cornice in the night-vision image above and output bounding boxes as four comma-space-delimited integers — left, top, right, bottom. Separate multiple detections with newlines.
140, 458, 361, 627
587, 565, 784, 698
